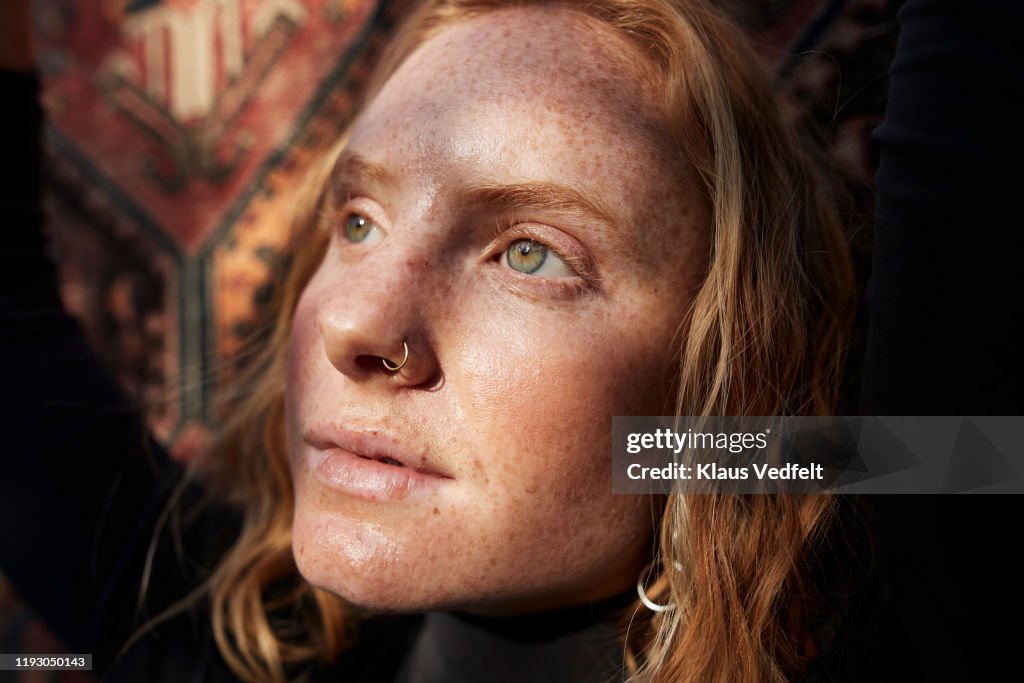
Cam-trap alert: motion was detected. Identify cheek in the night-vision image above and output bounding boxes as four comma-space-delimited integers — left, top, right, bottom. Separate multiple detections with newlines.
457, 297, 678, 447
285, 289, 320, 403
431, 295, 673, 576
283, 287, 327, 472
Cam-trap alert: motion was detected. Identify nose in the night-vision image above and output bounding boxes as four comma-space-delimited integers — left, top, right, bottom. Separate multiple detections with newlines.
315, 243, 441, 388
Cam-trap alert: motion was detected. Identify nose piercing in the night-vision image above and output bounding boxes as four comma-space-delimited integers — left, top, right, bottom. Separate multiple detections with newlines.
382, 340, 410, 372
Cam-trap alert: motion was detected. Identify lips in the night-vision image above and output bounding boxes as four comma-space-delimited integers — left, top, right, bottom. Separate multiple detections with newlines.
303, 425, 453, 501
307, 426, 451, 477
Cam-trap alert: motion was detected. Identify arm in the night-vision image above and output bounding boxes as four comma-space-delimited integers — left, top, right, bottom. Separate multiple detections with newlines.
862, 0, 1024, 415
0, 13, 236, 675
855, 0, 1023, 677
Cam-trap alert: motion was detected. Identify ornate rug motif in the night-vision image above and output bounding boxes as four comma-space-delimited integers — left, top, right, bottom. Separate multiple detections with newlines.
42, 0, 377, 249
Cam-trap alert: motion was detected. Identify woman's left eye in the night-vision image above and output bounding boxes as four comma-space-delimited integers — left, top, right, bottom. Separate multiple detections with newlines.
504, 239, 574, 277
343, 213, 383, 245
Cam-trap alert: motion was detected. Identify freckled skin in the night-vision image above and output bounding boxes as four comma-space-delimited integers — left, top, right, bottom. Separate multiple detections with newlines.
286, 7, 707, 615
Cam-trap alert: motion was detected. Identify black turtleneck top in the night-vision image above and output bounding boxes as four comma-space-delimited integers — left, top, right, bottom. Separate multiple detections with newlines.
395, 598, 631, 683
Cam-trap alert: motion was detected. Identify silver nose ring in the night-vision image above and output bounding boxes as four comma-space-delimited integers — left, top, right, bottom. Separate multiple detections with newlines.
382, 340, 409, 372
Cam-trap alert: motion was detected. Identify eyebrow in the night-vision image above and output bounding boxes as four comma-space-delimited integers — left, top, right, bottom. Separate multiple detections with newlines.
457, 181, 619, 230
329, 151, 396, 195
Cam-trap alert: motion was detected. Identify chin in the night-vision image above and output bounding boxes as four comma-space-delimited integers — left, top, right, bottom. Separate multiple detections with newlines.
294, 557, 472, 614
290, 507, 448, 612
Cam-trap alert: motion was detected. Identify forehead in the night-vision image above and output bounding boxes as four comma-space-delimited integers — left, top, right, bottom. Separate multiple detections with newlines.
355, 6, 670, 172
397, 7, 660, 121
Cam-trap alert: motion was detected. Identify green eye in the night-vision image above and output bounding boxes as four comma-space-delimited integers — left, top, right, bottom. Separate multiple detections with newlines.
506, 239, 548, 274
344, 214, 376, 243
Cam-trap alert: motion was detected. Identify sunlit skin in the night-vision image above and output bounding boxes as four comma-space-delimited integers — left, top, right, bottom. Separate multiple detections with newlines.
285, 5, 708, 616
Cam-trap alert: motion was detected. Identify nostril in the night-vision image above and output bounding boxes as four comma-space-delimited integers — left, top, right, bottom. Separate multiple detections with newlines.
354, 354, 390, 373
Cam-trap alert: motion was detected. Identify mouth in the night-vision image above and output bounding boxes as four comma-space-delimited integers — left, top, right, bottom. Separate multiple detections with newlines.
304, 426, 453, 501
307, 427, 451, 477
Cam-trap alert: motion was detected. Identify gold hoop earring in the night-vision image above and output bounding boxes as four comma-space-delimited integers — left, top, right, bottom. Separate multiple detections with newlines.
382, 340, 409, 372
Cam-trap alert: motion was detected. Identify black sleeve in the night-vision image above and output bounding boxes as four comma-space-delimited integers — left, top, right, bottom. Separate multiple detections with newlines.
850, 1, 1023, 679
862, 0, 1024, 415
0, 70, 238, 677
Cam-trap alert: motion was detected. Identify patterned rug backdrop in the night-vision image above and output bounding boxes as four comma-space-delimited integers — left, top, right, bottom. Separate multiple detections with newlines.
1, 0, 900, 679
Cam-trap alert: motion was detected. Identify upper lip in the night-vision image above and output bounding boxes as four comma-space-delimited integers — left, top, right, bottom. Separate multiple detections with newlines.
304, 424, 453, 479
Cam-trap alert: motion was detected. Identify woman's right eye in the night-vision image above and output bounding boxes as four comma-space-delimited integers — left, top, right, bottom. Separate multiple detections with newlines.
343, 213, 383, 245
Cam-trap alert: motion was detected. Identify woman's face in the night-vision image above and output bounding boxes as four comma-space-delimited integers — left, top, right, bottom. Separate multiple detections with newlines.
285, 6, 705, 615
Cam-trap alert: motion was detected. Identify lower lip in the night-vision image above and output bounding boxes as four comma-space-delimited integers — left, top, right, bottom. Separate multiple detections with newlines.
312, 448, 449, 501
